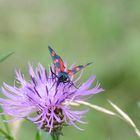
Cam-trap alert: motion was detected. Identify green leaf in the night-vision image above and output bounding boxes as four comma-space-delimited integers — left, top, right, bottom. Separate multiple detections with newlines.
35, 130, 41, 140
1, 115, 12, 135
0, 128, 14, 140
0, 52, 14, 63
0, 108, 14, 140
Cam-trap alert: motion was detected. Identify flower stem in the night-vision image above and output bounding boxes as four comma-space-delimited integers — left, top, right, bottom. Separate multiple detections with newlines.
45, 133, 60, 140
51, 133, 59, 140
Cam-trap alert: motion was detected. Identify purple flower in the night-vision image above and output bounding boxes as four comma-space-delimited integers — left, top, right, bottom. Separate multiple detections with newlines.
0, 63, 103, 133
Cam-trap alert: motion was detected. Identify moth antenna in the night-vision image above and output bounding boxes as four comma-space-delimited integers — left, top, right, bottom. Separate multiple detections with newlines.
49, 80, 56, 91
48, 45, 53, 52
84, 62, 93, 67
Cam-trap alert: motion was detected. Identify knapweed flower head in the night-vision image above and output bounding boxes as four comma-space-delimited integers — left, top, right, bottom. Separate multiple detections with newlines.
0, 63, 103, 133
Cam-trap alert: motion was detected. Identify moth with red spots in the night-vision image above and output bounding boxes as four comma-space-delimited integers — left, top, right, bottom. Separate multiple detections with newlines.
48, 46, 92, 84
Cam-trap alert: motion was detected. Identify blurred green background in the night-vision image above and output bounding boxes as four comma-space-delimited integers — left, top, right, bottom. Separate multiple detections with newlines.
0, 0, 140, 139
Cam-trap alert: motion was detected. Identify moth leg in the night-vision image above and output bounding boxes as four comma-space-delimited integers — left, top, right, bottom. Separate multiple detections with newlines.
56, 80, 61, 89
50, 66, 58, 80
68, 80, 78, 89
48, 67, 59, 91
49, 78, 57, 91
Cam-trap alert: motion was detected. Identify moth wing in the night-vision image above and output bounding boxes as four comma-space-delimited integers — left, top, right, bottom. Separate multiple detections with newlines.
48, 46, 65, 73
68, 62, 92, 76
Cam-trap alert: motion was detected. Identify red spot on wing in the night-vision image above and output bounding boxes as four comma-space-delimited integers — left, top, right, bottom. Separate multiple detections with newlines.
76, 67, 80, 71
54, 59, 59, 64
59, 59, 65, 72
52, 51, 55, 56
67, 70, 73, 76
55, 67, 60, 73
68, 72, 73, 76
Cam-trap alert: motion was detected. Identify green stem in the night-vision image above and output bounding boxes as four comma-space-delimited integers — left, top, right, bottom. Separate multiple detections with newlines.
35, 130, 42, 140
51, 133, 59, 140
45, 132, 60, 140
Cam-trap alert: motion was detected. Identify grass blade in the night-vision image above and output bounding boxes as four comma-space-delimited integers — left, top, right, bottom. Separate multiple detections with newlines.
0, 52, 14, 63
108, 100, 140, 137
71, 100, 117, 116
68, 100, 140, 138
108, 100, 135, 127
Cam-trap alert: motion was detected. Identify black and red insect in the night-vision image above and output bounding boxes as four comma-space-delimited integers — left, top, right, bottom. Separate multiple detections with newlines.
48, 46, 92, 85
